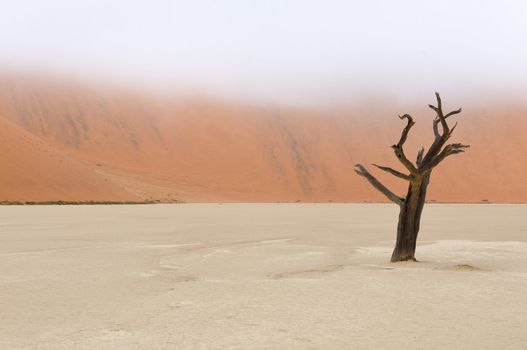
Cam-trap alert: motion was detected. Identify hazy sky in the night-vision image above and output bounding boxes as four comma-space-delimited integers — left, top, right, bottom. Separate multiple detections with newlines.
1, 0, 526, 103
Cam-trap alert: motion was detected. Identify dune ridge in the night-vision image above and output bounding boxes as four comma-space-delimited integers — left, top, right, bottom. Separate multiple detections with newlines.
1, 72, 526, 202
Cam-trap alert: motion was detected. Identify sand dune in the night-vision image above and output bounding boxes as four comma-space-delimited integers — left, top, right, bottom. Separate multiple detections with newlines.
0, 116, 138, 202
1, 72, 526, 202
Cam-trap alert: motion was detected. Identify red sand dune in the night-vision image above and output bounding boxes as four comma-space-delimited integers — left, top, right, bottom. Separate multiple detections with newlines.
0, 116, 138, 202
1, 73, 526, 202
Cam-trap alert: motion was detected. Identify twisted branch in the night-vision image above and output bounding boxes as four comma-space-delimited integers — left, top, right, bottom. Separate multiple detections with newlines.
421, 143, 470, 172
421, 92, 464, 168
391, 114, 417, 174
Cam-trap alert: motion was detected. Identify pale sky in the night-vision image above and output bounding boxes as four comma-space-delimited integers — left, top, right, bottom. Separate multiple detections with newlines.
0, 0, 526, 103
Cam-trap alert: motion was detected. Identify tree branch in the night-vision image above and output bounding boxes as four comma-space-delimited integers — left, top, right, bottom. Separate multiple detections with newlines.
432, 110, 460, 138
372, 164, 412, 181
355, 164, 403, 205
431, 92, 449, 133
391, 114, 417, 174
396, 114, 414, 147
433, 118, 440, 138
421, 143, 470, 172
422, 93, 463, 168
416, 147, 425, 167
445, 108, 462, 118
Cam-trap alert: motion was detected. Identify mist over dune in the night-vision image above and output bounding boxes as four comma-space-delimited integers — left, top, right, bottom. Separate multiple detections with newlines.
0, 72, 526, 203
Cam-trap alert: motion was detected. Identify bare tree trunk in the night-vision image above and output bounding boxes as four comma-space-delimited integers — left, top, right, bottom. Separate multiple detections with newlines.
391, 174, 430, 262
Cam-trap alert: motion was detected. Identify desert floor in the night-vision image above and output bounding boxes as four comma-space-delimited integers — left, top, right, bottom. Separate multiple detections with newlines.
1, 204, 527, 349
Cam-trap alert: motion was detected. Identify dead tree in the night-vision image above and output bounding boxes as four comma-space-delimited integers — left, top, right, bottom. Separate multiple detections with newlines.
355, 93, 469, 262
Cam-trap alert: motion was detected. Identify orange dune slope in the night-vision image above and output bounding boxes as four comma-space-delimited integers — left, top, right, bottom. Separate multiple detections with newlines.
0, 73, 526, 202
0, 117, 138, 202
